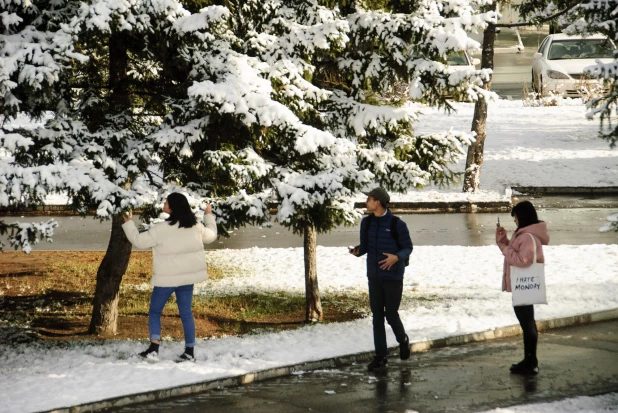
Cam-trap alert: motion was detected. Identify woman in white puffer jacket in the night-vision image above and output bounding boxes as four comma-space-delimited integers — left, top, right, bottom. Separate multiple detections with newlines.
122, 192, 217, 362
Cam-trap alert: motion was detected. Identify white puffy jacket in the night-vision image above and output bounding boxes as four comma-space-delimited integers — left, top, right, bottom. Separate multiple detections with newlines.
122, 214, 217, 287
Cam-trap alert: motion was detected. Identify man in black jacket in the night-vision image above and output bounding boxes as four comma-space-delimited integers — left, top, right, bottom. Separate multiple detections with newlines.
349, 187, 413, 371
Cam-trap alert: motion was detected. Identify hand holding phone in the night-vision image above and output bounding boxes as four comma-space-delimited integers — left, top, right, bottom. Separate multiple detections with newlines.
122, 210, 133, 223
496, 217, 506, 239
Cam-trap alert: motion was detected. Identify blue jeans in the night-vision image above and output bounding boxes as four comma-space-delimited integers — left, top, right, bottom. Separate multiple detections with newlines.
149, 284, 196, 347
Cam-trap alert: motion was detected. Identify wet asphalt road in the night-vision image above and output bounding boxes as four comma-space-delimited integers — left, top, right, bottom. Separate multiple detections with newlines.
2, 207, 615, 251
105, 319, 618, 413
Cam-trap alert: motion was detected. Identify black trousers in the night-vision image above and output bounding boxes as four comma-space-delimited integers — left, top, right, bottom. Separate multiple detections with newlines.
368, 278, 407, 357
514, 305, 538, 362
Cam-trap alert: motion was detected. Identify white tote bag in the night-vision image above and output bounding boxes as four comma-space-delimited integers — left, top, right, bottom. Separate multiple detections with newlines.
510, 233, 547, 306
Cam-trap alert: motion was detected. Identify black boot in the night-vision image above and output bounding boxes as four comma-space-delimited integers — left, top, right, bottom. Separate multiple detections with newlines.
510, 359, 526, 371
139, 342, 159, 361
177, 346, 196, 362
367, 356, 388, 371
399, 334, 411, 360
510, 361, 538, 375
510, 354, 538, 375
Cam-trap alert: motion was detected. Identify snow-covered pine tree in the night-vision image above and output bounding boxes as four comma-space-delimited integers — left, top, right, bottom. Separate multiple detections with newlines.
153, 0, 496, 321
0, 0, 190, 333
2, 0, 495, 328
0, 0, 79, 251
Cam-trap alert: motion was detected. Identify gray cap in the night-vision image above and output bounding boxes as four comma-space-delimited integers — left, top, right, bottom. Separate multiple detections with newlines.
362, 187, 390, 205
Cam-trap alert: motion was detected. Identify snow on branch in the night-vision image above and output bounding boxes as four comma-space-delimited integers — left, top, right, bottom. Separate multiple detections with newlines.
275, 171, 362, 225
71, 0, 189, 32
174, 5, 229, 34
214, 190, 272, 231
0, 219, 58, 253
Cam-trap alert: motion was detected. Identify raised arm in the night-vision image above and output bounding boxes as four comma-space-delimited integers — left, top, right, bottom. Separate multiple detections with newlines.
501, 233, 536, 268
496, 226, 509, 249
122, 220, 157, 249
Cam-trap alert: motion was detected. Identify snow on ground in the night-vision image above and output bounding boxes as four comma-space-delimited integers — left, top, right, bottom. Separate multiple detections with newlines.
411, 99, 618, 198
2, 244, 618, 413
3, 99, 617, 412
475, 392, 618, 413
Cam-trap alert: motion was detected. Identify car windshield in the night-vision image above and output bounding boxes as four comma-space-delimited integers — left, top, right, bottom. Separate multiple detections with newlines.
548, 39, 615, 60
446, 51, 469, 65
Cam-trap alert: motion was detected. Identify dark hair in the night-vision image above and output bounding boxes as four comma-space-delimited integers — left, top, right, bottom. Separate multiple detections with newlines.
166, 193, 197, 228
511, 200, 540, 229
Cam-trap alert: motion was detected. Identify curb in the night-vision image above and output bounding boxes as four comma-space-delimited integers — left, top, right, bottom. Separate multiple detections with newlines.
493, 46, 524, 54
512, 186, 618, 196
42, 307, 618, 413
356, 201, 512, 213
6, 186, 618, 217
2, 201, 513, 217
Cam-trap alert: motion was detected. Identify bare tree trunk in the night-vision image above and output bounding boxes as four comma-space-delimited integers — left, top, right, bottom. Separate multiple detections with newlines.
549, 21, 558, 34
89, 215, 133, 334
303, 223, 323, 322
88, 30, 132, 335
463, 12, 497, 193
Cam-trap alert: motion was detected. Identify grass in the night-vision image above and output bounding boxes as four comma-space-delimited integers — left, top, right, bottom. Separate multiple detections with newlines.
0, 251, 369, 342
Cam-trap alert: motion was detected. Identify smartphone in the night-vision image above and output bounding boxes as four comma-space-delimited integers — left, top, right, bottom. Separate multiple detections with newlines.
496, 217, 500, 227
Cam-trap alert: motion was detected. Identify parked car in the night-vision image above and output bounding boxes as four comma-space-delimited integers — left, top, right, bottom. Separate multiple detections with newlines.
532, 33, 616, 97
442, 51, 481, 101
447, 50, 480, 68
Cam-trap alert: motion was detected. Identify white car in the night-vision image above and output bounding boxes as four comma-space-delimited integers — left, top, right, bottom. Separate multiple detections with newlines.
532, 33, 615, 97
447, 50, 480, 68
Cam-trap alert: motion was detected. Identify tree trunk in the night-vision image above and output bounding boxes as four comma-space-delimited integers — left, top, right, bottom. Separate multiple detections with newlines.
108, 29, 130, 111
88, 30, 132, 334
303, 223, 323, 322
463, 12, 497, 193
549, 21, 558, 34
88, 214, 133, 334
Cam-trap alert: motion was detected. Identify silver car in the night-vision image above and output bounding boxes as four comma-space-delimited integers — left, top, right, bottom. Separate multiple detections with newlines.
531, 33, 615, 97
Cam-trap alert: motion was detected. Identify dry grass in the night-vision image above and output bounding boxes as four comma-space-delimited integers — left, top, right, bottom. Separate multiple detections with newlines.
0, 251, 367, 343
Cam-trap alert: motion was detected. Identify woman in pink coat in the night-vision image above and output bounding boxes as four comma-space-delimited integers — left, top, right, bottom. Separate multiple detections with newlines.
496, 201, 549, 375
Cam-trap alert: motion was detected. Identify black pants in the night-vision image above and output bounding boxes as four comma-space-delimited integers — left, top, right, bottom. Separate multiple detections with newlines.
368, 278, 407, 357
514, 305, 538, 363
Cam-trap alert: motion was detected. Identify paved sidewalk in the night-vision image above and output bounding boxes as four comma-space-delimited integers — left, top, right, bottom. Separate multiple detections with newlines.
105, 318, 618, 413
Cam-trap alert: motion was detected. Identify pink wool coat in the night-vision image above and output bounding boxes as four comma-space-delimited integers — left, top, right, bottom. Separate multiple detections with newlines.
496, 221, 550, 292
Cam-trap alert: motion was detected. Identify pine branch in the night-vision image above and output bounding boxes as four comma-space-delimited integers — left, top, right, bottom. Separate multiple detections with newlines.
496, 0, 581, 28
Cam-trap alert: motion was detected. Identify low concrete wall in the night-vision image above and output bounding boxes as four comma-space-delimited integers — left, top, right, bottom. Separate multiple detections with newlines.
2, 200, 513, 217
356, 201, 512, 213
512, 186, 618, 196
42, 307, 618, 413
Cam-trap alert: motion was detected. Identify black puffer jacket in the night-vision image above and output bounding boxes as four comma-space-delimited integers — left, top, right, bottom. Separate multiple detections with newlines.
357, 210, 413, 280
